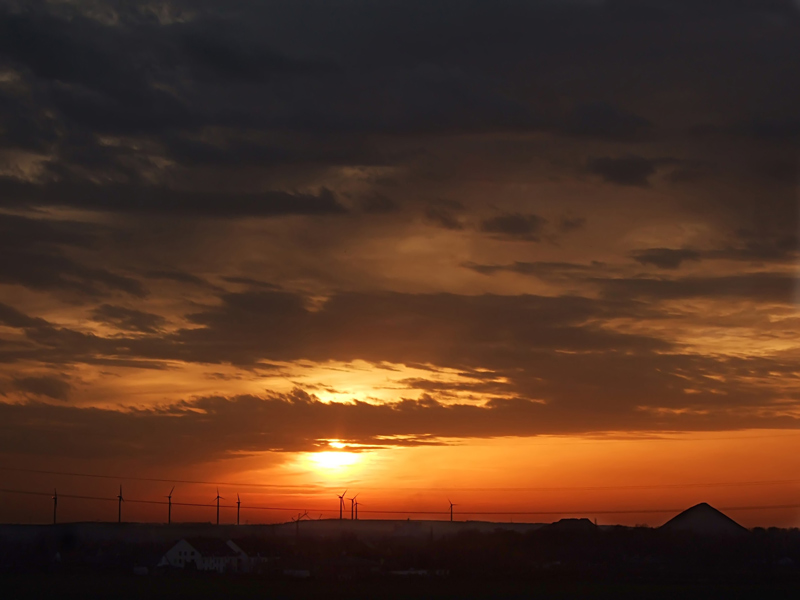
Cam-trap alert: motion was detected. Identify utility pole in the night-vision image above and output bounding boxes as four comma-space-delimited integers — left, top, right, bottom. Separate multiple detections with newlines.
117, 485, 123, 523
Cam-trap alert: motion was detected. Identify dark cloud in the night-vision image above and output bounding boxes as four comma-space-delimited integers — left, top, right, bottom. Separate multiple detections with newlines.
162, 133, 391, 170
632, 248, 703, 270
0, 214, 145, 298
91, 304, 167, 334
0, 178, 348, 218
220, 276, 282, 290
598, 272, 797, 303
0, 277, 796, 444
0, 212, 96, 249
718, 230, 799, 263
480, 213, 547, 241
0, 287, 669, 370
587, 156, 660, 187
742, 117, 800, 142
0, 386, 795, 465
562, 101, 653, 141
0, 0, 797, 462
177, 21, 336, 84
464, 261, 608, 280
356, 193, 399, 214
154, 290, 676, 380
144, 270, 212, 288
0, 250, 146, 297
0, 302, 45, 329
12, 375, 71, 401
630, 233, 799, 270
0, 0, 794, 232
557, 215, 586, 233
426, 206, 464, 230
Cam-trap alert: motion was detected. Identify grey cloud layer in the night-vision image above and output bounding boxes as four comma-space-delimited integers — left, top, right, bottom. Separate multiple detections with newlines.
0, 1, 796, 220
1, 388, 796, 465
0, 283, 796, 436
0, 0, 797, 454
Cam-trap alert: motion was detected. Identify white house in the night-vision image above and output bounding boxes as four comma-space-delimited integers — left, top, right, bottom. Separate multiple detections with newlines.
159, 538, 245, 573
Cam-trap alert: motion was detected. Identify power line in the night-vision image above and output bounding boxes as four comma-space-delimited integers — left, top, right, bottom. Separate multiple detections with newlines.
2, 465, 799, 493
1, 487, 798, 519
0, 466, 313, 490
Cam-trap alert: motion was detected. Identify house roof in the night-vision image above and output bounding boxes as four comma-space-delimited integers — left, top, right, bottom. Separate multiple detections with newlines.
660, 503, 748, 535
182, 538, 240, 557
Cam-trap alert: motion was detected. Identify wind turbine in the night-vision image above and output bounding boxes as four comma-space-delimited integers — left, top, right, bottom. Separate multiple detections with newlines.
214, 488, 224, 525
337, 489, 348, 520
237, 493, 241, 526
349, 493, 359, 520
166, 487, 175, 524
354, 499, 362, 521
448, 499, 457, 522
291, 511, 309, 540
52, 488, 57, 525
117, 485, 124, 523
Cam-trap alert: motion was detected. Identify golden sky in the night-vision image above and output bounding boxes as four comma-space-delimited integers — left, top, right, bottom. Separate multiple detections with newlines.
0, 0, 798, 526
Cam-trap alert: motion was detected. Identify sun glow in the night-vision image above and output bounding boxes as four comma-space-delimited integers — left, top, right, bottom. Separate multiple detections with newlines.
309, 451, 360, 470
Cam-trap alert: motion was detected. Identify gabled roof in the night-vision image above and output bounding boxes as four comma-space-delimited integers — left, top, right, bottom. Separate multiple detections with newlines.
661, 503, 748, 535
182, 538, 240, 557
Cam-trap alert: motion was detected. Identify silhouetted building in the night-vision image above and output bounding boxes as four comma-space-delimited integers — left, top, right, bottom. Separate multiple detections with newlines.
541, 518, 598, 533
159, 538, 243, 573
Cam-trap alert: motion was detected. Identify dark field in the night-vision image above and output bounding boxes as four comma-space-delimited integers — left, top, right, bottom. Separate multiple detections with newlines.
3, 522, 800, 598
2, 574, 800, 600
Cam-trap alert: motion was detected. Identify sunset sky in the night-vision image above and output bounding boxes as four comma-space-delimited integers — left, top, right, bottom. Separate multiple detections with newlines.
0, 1, 798, 527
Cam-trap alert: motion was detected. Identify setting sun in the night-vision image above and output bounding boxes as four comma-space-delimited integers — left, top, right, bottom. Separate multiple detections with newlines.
308, 451, 360, 471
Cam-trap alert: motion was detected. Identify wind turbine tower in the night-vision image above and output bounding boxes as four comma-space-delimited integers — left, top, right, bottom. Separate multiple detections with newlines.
291, 511, 309, 540
349, 493, 358, 520
166, 486, 174, 524
237, 493, 241, 526
215, 488, 224, 525
117, 485, 124, 523
337, 489, 347, 520
52, 489, 57, 525
448, 499, 457, 522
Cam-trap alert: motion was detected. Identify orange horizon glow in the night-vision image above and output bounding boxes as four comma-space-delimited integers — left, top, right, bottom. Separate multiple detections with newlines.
3, 429, 799, 529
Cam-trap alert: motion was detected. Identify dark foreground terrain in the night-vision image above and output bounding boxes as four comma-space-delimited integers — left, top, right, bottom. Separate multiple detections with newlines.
2, 573, 800, 600
2, 521, 799, 598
